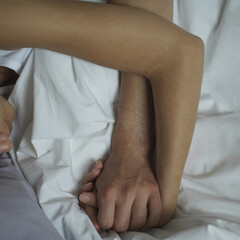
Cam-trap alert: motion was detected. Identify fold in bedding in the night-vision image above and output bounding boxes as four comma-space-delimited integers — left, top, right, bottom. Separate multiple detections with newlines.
9, 49, 119, 240
8, 0, 240, 239
0, 153, 64, 240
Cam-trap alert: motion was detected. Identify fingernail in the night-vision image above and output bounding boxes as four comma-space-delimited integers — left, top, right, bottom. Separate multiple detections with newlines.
91, 167, 96, 174
79, 195, 90, 203
95, 162, 100, 168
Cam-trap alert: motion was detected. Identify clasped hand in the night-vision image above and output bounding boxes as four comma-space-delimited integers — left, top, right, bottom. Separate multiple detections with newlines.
79, 153, 162, 232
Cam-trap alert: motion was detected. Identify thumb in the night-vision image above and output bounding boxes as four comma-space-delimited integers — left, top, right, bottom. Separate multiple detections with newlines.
0, 133, 13, 153
79, 192, 98, 208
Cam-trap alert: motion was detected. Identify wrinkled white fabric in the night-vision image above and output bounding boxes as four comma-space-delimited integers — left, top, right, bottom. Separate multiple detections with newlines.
9, 0, 240, 239
9, 49, 119, 240
0, 48, 32, 74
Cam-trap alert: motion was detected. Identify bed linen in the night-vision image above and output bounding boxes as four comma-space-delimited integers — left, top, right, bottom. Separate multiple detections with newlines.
9, 0, 240, 239
0, 153, 64, 240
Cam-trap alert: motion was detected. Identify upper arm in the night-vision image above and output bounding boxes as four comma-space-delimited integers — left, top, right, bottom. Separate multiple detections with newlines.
107, 0, 173, 21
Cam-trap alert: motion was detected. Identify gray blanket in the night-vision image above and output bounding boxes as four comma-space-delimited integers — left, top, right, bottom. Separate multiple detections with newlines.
0, 153, 64, 240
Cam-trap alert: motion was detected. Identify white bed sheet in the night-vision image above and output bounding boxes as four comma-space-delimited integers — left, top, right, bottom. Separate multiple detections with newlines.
9, 0, 240, 239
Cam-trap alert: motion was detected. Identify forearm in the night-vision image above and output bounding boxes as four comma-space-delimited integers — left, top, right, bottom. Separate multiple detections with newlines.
109, 0, 173, 159
111, 74, 155, 159
108, 0, 200, 225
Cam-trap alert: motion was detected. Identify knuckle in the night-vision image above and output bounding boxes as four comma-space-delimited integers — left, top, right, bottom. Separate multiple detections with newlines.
148, 218, 159, 229
147, 181, 159, 193
141, 221, 154, 231
130, 221, 145, 231
99, 221, 113, 230
138, 181, 158, 195
124, 186, 135, 200
102, 186, 115, 202
113, 223, 128, 233
137, 221, 146, 230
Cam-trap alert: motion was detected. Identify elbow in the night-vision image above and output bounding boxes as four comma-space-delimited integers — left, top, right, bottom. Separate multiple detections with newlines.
183, 34, 205, 64
147, 32, 205, 88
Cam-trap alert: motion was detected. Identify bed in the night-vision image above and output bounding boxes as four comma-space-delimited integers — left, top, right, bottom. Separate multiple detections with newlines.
8, 0, 240, 239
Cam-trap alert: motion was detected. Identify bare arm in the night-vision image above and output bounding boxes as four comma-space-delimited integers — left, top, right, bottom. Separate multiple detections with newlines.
0, 0, 197, 77
108, 0, 173, 149
1, 0, 203, 230
80, 0, 202, 229
80, 0, 176, 231
108, 0, 201, 227
107, 0, 173, 156
0, 67, 15, 152
105, 0, 176, 228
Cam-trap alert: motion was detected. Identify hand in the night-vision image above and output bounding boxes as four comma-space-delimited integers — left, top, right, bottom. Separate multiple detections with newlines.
79, 158, 176, 230
0, 96, 14, 153
94, 152, 162, 232
79, 159, 104, 231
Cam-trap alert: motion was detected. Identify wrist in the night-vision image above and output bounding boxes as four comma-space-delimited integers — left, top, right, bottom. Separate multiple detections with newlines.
110, 123, 154, 159
156, 170, 182, 215
106, 148, 152, 173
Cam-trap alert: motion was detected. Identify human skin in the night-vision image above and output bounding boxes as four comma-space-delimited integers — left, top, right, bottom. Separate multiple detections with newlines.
79, 0, 175, 232
80, 72, 159, 232
0, 0, 204, 231
0, 67, 18, 87
0, 67, 15, 153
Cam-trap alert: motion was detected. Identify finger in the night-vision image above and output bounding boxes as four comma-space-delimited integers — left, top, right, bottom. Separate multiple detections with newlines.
113, 198, 134, 232
91, 159, 104, 172
86, 159, 104, 181
129, 195, 148, 231
0, 122, 9, 137
84, 159, 104, 184
5, 119, 13, 134
0, 132, 8, 141
96, 159, 104, 169
79, 182, 94, 195
0, 119, 12, 137
85, 167, 102, 183
141, 191, 162, 231
79, 182, 94, 208
0, 139, 13, 153
79, 192, 98, 208
98, 190, 116, 230
85, 206, 101, 232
